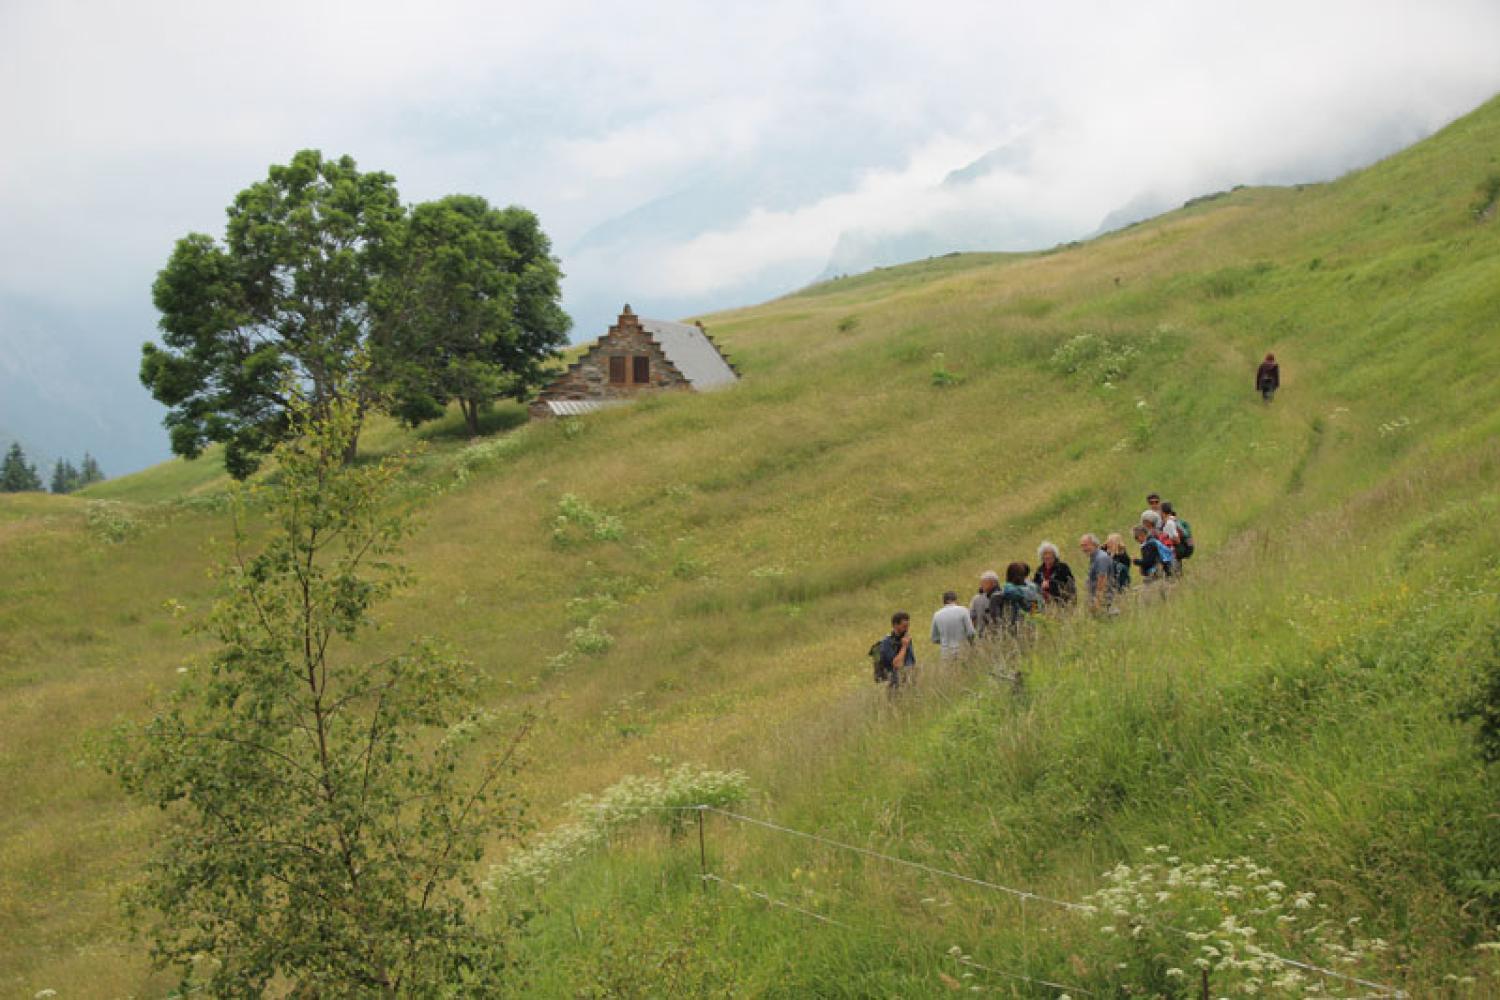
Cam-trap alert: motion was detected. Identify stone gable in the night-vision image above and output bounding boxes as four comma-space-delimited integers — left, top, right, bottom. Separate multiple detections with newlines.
530, 306, 697, 417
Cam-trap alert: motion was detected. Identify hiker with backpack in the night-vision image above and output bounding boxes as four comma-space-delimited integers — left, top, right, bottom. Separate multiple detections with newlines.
995, 562, 1043, 634
1144, 494, 1180, 548
1132, 523, 1175, 581
1033, 541, 1077, 607
1257, 353, 1280, 402
1079, 533, 1115, 612
872, 611, 916, 689
931, 590, 977, 660
1161, 502, 1194, 562
970, 570, 1002, 635
1104, 532, 1132, 596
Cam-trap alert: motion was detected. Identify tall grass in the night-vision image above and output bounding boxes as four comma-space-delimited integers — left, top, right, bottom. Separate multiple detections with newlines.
2, 94, 1499, 994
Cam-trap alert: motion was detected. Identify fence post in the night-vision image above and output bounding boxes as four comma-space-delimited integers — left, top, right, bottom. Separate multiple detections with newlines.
697, 805, 707, 881
1200, 967, 1210, 1000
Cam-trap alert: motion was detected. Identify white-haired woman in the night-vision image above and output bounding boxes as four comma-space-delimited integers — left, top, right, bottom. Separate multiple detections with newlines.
1031, 541, 1077, 607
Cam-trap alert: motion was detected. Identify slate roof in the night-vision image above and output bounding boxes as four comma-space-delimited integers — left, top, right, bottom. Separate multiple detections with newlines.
542, 399, 626, 417
642, 319, 738, 390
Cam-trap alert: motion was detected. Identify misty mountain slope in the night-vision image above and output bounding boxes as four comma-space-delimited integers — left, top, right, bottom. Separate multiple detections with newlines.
2, 95, 1499, 994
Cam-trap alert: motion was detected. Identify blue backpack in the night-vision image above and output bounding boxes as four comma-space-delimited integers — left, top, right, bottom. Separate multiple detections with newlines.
1149, 536, 1175, 575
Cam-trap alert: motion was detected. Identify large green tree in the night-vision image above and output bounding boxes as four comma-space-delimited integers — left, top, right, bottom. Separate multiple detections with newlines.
101, 395, 527, 995
1, 442, 42, 492
377, 196, 570, 436
141, 151, 403, 477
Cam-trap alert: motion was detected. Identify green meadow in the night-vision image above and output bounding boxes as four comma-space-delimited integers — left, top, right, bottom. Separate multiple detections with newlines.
3, 95, 1500, 996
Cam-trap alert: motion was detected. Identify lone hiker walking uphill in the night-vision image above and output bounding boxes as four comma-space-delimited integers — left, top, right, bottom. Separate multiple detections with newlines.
1257, 353, 1280, 402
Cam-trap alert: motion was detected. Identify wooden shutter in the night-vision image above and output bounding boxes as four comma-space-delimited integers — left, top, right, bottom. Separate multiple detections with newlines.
633, 356, 650, 384
609, 355, 626, 384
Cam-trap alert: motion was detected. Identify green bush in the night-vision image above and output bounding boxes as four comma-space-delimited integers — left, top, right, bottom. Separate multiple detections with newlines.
553, 493, 624, 545
568, 619, 615, 656
1082, 848, 1393, 998
1049, 332, 1151, 385
930, 352, 961, 388
84, 501, 142, 543
486, 764, 749, 891
1455, 622, 1500, 763
1473, 173, 1500, 220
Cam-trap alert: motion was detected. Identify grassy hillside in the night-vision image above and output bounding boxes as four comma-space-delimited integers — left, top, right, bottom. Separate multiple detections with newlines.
3, 95, 1500, 996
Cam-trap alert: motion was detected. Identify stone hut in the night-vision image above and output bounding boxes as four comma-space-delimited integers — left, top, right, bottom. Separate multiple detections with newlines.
529, 305, 738, 418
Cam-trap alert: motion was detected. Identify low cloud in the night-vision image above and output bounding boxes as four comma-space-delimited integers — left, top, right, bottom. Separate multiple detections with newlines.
2, 0, 1499, 471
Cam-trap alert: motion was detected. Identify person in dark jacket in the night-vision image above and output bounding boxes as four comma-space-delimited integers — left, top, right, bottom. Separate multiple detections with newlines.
875, 611, 916, 688
970, 570, 1001, 635
1105, 533, 1132, 595
1132, 524, 1173, 581
1032, 541, 1077, 607
1256, 353, 1280, 402
993, 562, 1041, 635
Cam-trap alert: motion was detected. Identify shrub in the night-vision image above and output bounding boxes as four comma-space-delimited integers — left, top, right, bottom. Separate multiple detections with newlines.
568, 619, 615, 656
1081, 848, 1393, 998
97, 397, 525, 994
553, 493, 624, 545
1051, 333, 1150, 386
1455, 622, 1500, 763
837, 315, 860, 334
930, 352, 961, 388
453, 431, 528, 484
1473, 173, 1500, 221
566, 594, 620, 624
85, 501, 142, 543
672, 548, 708, 580
486, 764, 750, 891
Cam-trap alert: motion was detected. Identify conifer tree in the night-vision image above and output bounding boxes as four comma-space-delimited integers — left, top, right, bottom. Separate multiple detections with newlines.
1, 442, 43, 492
79, 453, 105, 486
50, 458, 80, 494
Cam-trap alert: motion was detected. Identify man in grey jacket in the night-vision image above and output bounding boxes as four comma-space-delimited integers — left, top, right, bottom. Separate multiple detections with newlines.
1079, 533, 1115, 612
970, 571, 1001, 634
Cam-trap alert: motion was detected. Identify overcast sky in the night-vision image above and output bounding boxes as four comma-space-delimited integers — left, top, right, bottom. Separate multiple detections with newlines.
3, 0, 1499, 476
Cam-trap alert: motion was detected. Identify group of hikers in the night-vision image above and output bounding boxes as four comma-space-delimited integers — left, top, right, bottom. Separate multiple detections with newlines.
873, 492, 1195, 688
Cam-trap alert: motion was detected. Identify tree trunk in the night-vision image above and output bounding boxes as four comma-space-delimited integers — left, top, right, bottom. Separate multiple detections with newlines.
343, 402, 364, 464
461, 398, 480, 437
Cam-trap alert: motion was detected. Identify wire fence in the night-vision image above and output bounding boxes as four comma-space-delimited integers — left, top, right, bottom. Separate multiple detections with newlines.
644, 803, 1407, 999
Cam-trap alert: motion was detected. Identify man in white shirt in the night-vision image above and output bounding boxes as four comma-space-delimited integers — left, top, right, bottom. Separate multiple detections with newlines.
932, 590, 977, 660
